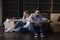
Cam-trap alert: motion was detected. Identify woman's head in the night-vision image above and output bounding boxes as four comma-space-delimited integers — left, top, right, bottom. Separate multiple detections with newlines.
23, 10, 30, 18
23, 10, 30, 15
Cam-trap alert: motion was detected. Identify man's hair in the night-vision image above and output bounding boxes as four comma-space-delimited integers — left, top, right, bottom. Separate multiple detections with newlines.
34, 9, 41, 14
34, 9, 40, 12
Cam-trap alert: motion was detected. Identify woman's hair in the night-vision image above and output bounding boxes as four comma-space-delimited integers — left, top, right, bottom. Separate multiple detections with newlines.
23, 10, 30, 15
23, 10, 30, 19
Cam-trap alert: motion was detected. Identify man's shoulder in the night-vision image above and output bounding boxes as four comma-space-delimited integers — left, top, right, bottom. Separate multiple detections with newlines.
30, 13, 35, 16
31, 13, 35, 15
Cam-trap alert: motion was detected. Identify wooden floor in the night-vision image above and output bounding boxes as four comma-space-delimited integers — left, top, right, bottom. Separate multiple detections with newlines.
0, 26, 60, 40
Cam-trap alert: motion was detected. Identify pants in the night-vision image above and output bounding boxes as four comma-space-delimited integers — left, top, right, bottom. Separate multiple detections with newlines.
14, 21, 26, 29
14, 26, 29, 32
14, 21, 29, 32
29, 23, 46, 33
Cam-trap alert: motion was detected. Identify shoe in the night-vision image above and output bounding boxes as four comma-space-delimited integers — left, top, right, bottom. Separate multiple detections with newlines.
34, 33, 38, 37
5, 29, 13, 32
40, 33, 44, 37
5, 28, 13, 32
12, 29, 16, 31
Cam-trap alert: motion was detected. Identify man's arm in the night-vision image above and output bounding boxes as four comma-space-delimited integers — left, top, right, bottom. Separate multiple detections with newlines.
29, 19, 36, 23
39, 18, 49, 23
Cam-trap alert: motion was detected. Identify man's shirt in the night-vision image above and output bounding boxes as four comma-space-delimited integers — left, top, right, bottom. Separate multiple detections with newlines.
28, 13, 48, 22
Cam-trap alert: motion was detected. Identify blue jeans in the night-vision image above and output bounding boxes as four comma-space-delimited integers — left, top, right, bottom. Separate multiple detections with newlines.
14, 21, 26, 29
14, 26, 29, 32
29, 23, 46, 33
14, 21, 29, 32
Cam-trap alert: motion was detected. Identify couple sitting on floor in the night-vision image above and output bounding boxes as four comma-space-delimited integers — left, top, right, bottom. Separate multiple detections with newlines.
5, 9, 48, 37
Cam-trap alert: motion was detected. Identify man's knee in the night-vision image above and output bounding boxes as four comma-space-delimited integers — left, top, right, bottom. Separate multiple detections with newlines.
30, 23, 34, 26
40, 23, 46, 27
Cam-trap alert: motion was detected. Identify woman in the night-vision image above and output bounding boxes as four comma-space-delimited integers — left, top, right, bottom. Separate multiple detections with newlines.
13, 10, 30, 32
5, 10, 30, 32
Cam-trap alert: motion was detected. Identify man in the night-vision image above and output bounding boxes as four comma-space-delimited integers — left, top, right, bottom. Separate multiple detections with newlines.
28, 10, 48, 37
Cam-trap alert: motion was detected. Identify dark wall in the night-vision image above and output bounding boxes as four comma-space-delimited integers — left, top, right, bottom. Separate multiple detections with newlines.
0, 0, 2, 26
2, 0, 60, 22
3, 0, 23, 18
2, 0, 23, 23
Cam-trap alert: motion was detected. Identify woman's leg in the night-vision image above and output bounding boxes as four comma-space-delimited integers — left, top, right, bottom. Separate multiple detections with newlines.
14, 21, 26, 29
14, 21, 26, 32
14, 26, 24, 32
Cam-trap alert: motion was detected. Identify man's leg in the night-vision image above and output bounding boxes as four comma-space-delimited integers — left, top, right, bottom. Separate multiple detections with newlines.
29, 23, 37, 33
29, 23, 39, 37
39, 23, 46, 37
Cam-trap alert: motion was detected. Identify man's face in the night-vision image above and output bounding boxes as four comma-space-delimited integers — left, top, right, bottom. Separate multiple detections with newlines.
35, 10, 40, 16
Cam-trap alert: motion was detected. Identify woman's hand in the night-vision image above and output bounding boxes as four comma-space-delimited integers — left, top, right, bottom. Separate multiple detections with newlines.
22, 19, 27, 23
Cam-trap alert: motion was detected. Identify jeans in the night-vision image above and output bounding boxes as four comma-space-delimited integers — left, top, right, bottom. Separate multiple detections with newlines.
14, 26, 29, 32
29, 23, 46, 33
14, 21, 29, 32
14, 21, 26, 29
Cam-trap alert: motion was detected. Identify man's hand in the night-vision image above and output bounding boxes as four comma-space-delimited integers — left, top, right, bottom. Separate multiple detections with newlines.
29, 19, 36, 23
34, 21, 41, 27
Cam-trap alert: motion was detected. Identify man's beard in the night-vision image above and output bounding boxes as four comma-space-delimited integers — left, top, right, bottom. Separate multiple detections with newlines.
36, 15, 39, 17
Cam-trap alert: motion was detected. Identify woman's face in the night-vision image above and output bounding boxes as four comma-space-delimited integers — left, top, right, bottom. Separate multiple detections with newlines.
25, 13, 30, 18
23, 12, 30, 18
23, 12, 26, 16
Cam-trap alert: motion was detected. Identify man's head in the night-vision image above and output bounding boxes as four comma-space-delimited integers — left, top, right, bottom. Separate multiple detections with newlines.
34, 10, 40, 16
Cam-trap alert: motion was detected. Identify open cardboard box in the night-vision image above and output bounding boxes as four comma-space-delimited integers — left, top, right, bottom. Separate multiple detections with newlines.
50, 13, 60, 32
